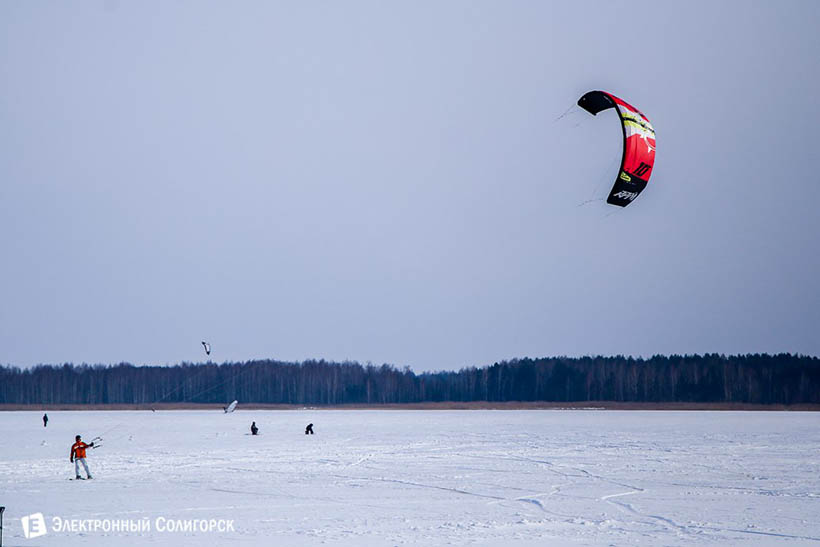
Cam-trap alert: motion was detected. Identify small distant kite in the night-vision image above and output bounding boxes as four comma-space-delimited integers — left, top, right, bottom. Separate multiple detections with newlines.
224, 400, 238, 413
577, 90, 656, 207
201, 341, 211, 356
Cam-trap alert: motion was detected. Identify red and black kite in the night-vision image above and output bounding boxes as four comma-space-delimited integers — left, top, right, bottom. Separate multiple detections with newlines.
577, 91, 656, 207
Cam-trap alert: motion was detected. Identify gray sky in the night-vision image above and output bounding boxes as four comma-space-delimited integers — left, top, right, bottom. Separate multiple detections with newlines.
1, 1, 818, 371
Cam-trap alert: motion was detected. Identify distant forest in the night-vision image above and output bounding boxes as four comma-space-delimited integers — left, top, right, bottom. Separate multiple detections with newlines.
1, 354, 818, 405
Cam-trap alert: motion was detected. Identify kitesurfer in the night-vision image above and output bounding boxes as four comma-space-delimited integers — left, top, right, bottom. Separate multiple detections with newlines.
70, 435, 94, 479
42, 413, 48, 427
251, 422, 259, 436
305, 423, 314, 435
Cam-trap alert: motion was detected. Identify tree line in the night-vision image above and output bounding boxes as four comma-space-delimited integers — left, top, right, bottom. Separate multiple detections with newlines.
0, 353, 818, 405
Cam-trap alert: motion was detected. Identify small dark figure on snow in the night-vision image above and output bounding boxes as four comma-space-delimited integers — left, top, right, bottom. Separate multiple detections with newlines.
251, 422, 259, 436
43, 413, 48, 427
305, 423, 314, 435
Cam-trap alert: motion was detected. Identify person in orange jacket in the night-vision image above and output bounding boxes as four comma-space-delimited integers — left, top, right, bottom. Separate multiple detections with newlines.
70, 435, 94, 479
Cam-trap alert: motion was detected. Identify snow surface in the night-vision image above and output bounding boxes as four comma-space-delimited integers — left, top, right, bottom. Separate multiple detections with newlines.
1, 410, 818, 546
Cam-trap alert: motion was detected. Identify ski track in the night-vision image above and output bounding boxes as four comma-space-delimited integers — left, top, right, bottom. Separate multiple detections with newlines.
3, 410, 819, 546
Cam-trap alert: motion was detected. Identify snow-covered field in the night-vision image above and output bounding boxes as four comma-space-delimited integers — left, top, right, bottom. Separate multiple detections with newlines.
1, 410, 818, 546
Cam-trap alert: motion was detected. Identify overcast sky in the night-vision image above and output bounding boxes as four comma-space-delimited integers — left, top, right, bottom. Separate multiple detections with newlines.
1, 1, 818, 371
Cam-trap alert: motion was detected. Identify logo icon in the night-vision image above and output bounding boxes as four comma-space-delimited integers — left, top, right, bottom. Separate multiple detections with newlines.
613, 190, 638, 201
22, 513, 48, 539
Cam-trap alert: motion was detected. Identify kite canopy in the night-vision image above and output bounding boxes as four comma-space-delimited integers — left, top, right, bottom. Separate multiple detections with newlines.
224, 400, 238, 413
577, 91, 655, 207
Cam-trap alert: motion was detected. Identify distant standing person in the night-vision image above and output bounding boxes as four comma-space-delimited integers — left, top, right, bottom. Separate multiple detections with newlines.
43, 413, 48, 427
70, 435, 94, 480
305, 423, 314, 435
250, 422, 259, 436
